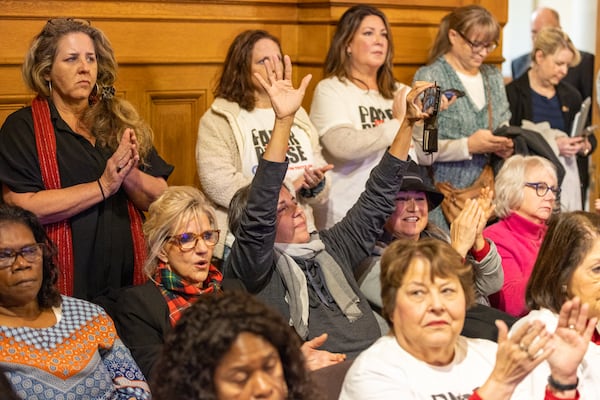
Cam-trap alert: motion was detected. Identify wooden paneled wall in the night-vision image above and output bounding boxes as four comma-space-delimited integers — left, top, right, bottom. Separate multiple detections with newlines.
0, 0, 507, 189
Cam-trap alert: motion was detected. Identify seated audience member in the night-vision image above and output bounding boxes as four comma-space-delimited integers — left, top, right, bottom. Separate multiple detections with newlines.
225, 51, 432, 357
356, 162, 515, 340
512, 211, 600, 398
196, 29, 332, 258
0, 366, 20, 400
340, 238, 593, 400
151, 291, 323, 400
99, 186, 228, 377
100, 186, 341, 377
484, 155, 558, 317
358, 161, 501, 306
506, 27, 595, 210
0, 204, 150, 399
511, 7, 595, 105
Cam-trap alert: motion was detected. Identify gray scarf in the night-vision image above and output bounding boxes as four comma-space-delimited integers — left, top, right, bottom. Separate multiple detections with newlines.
274, 235, 363, 339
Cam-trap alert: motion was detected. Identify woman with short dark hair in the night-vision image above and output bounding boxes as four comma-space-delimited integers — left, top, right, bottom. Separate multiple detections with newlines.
0, 204, 150, 399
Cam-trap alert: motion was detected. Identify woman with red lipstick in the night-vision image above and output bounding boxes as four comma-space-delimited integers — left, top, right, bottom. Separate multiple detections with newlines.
506, 27, 595, 211
340, 238, 595, 400
0, 18, 172, 300
414, 5, 515, 232
0, 204, 151, 399
484, 155, 559, 317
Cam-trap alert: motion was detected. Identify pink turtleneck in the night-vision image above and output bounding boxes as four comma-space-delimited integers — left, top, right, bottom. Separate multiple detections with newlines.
484, 212, 548, 317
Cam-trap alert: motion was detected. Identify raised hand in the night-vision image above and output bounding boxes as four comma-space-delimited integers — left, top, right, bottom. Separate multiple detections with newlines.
450, 198, 482, 257
253, 55, 312, 120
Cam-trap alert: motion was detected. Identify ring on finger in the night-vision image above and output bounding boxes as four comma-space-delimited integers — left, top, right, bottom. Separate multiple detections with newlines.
519, 342, 528, 352
568, 324, 576, 330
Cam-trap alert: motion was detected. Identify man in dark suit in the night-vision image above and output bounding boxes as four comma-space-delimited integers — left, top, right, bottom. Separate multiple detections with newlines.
511, 7, 595, 105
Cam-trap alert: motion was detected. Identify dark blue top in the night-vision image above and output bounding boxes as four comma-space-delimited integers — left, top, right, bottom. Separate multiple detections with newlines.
530, 89, 565, 131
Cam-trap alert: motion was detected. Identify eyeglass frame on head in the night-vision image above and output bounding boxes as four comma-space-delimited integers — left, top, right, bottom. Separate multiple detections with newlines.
166, 230, 221, 251
455, 30, 498, 53
47, 18, 91, 26
0, 243, 45, 269
524, 182, 561, 197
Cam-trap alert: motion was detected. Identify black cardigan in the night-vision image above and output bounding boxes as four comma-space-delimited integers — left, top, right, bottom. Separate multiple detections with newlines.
505, 71, 596, 207
96, 278, 245, 379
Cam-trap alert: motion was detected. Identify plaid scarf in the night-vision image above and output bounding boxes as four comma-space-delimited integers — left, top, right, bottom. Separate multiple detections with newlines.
154, 262, 223, 326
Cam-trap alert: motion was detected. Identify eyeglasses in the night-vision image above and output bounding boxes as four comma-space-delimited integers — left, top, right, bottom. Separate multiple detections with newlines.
167, 230, 220, 251
456, 30, 497, 53
524, 182, 561, 197
0, 244, 45, 269
47, 18, 91, 26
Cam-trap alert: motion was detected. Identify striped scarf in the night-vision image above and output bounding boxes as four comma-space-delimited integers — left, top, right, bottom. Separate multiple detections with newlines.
154, 262, 223, 326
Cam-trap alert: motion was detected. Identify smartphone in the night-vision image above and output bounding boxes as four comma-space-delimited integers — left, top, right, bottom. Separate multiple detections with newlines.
443, 88, 465, 100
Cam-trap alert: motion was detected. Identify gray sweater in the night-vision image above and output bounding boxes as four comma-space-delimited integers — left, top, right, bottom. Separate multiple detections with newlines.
224, 152, 409, 357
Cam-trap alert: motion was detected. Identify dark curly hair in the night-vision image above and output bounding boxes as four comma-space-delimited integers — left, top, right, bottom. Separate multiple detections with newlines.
151, 291, 321, 400
0, 204, 61, 309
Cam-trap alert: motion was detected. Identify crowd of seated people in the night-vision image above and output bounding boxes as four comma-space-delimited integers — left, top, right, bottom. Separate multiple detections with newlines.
2, 4, 600, 400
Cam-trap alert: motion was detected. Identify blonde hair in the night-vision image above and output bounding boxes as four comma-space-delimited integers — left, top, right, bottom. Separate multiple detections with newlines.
23, 18, 153, 161
143, 186, 218, 277
531, 27, 581, 67
493, 155, 557, 219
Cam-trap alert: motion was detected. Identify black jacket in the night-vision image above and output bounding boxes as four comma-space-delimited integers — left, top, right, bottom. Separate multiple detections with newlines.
511, 50, 595, 110
505, 71, 596, 207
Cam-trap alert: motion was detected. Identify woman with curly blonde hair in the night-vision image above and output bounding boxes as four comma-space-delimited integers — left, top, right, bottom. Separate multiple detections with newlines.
0, 18, 173, 300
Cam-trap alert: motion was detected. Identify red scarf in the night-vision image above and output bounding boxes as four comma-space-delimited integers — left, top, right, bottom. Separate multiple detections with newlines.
153, 262, 223, 326
31, 96, 146, 295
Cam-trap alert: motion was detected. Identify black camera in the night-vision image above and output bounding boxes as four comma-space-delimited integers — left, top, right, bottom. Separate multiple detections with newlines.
421, 85, 440, 153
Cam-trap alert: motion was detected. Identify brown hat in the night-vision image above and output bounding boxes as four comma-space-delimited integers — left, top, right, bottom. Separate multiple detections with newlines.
398, 162, 444, 210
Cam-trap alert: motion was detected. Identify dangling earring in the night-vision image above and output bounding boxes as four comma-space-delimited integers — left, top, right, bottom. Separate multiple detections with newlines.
89, 82, 100, 105
47, 80, 52, 94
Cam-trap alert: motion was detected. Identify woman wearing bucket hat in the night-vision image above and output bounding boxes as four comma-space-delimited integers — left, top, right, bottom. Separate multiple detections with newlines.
357, 161, 514, 340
